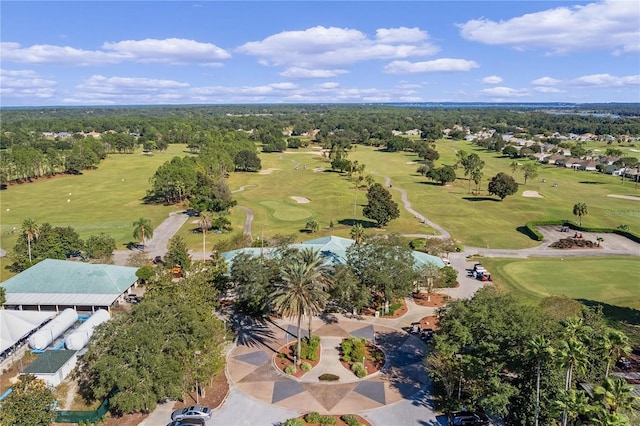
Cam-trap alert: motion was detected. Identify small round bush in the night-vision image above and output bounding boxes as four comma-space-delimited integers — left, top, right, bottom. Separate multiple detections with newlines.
343, 355, 351, 363
300, 362, 312, 372
351, 362, 367, 378
319, 373, 340, 381
282, 418, 305, 426
305, 412, 322, 423
284, 365, 296, 375
341, 414, 362, 426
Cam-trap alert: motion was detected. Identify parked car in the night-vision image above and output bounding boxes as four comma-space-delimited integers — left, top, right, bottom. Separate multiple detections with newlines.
185, 209, 200, 217
125, 294, 142, 304
167, 418, 206, 426
171, 406, 212, 422
153, 255, 165, 265
448, 410, 490, 426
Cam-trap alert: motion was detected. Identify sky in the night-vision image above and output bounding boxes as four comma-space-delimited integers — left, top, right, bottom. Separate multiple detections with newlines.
1, 1, 639, 106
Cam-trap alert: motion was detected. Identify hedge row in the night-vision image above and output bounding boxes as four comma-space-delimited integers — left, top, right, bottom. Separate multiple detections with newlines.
524, 220, 640, 244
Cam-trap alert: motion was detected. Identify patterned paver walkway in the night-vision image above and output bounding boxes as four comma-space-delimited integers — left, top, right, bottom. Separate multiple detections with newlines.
226, 316, 430, 415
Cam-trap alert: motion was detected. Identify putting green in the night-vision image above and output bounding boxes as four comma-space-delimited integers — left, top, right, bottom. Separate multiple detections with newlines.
481, 257, 640, 310
260, 200, 313, 221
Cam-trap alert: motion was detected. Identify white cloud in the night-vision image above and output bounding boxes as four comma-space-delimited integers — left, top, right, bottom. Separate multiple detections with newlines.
102, 38, 230, 65
1, 38, 230, 66
479, 86, 531, 97
66, 75, 190, 104
375, 27, 428, 43
458, 0, 639, 55
237, 26, 439, 68
0, 42, 124, 66
531, 77, 562, 86
384, 59, 478, 74
482, 75, 503, 84
279, 67, 349, 79
531, 73, 639, 89
0, 69, 56, 99
534, 86, 564, 94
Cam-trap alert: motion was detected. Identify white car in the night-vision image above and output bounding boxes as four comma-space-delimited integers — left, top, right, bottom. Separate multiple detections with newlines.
170, 405, 212, 422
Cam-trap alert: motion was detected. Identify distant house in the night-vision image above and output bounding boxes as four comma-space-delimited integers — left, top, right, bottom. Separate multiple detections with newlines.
544, 155, 565, 165
1, 259, 139, 313
577, 160, 598, 171
563, 158, 582, 169
22, 350, 77, 387
606, 165, 626, 175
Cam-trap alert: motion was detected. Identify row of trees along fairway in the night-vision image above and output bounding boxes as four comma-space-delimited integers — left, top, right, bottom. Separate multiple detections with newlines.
77, 263, 228, 415
427, 288, 638, 425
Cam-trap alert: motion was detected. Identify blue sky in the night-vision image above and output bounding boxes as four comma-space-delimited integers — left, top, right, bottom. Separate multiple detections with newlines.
1, 1, 639, 106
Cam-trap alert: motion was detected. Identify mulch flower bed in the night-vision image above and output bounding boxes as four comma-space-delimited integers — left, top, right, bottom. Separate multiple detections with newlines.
339, 340, 385, 376
294, 413, 372, 426
275, 341, 321, 378
362, 298, 408, 319
550, 237, 600, 249
413, 292, 450, 307
418, 315, 439, 330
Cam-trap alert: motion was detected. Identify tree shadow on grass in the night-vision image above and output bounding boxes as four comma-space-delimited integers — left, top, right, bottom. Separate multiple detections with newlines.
516, 225, 542, 241
462, 196, 500, 202
418, 181, 446, 187
579, 181, 605, 185
338, 218, 378, 228
576, 299, 640, 326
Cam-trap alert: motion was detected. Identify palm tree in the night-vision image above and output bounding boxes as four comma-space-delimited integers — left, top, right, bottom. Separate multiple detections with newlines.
554, 389, 592, 426
602, 329, 631, 378
22, 218, 39, 263
593, 376, 637, 415
350, 223, 365, 244
510, 160, 519, 176
271, 253, 331, 365
198, 214, 212, 261
526, 336, 555, 426
298, 248, 333, 339
573, 202, 588, 226
557, 338, 589, 426
132, 217, 154, 250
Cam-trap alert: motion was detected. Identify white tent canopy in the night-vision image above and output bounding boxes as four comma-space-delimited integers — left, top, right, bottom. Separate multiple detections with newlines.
0, 310, 55, 353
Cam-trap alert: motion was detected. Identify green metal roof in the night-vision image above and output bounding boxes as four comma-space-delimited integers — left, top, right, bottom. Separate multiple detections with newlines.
22, 350, 77, 374
1, 259, 139, 295
221, 235, 444, 271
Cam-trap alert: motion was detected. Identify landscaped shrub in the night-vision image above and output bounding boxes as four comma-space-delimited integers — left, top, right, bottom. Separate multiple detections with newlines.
300, 362, 312, 372
351, 362, 367, 378
341, 415, 362, 426
284, 365, 296, 375
300, 335, 321, 360
318, 373, 340, 381
282, 418, 305, 426
342, 355, 351, 363
342, 336, 366, 363
304, 412, 336, 425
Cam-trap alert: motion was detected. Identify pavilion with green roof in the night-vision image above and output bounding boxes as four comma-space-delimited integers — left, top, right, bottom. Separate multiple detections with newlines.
1, 259, 139, 312
221, 235, 445, 271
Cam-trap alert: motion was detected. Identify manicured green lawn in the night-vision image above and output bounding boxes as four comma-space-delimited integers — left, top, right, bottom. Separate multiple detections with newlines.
480, 257, 640, 311
0, 145, 190, 251
347, 141, 640, 249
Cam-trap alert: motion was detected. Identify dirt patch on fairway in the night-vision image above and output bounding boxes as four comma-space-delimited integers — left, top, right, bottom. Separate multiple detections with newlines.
313, 167, 326, 173
607, 194, 640, 201
522, 190, 544, 198
406, 161, 418, 165
291, 196, 311, 203
258, 168, 280, 175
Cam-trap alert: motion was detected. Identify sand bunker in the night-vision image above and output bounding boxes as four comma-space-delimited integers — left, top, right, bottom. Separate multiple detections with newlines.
523, 190, 544, 198
406, 161, 417, 165
258, 168, 280, 175
607, 194, 640, 201
313, 168, 325, 173
291, 196, 311, 204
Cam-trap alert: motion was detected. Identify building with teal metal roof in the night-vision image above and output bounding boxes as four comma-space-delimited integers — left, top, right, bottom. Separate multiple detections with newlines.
1, 259, 139, 312
221, 235, 445, 271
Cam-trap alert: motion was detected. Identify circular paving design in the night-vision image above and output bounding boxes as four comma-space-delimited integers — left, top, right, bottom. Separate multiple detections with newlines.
226, 318, 429, 414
